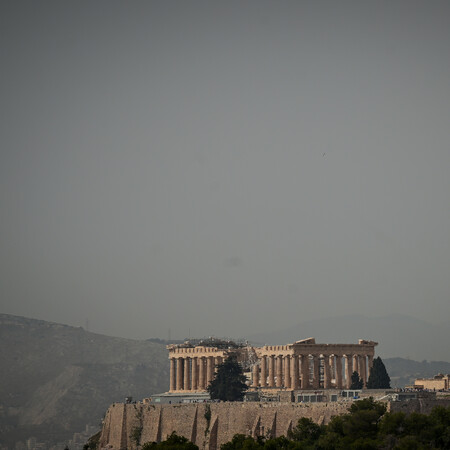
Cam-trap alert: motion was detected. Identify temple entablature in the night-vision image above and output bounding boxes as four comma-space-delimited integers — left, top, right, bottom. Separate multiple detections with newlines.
295, 337, 316, 344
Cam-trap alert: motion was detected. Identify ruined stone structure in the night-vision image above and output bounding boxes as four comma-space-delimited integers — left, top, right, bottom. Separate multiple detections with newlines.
414, 373, 450, 390
167, 338, 378, 392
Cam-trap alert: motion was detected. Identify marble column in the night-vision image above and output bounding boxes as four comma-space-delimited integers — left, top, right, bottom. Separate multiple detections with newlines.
335, 355, 343, 389
199, 357, 205, 390
176, 358, 184, 391
252, 364, 259, 387
284, 356, 291, 388
367, 354, 374, 378
276, 355, 283, 387
329, 355, 336, 382
206, 356, 214, 387
345, 355, 352, 389
170, 358, 176, 392
268, 355, 275, 387
260, 356, 267, 387
352, 354, 358, 374
323, 355, 331, 389
312, 355, 320, 389
291, 355, 300, 389
298, 354, 303, 384
191, 357, 198, 391
184, 357, 191, 391
360, 355, 367, 387
301, 355, 310, 389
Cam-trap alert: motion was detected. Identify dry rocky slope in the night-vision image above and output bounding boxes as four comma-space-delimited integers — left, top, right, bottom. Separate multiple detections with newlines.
0, 314, 168, 448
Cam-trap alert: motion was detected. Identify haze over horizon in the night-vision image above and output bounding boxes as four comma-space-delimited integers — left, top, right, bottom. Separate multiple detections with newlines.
1, 1, 449, 341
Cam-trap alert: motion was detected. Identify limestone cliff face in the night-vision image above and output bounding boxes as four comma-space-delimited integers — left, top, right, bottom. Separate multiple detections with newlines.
99, 402, 351, 450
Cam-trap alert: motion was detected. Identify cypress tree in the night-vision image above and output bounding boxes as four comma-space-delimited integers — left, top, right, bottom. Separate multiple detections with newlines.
207, 355, 248, 401
350, 371, 364, 389
367, 357, 391, 389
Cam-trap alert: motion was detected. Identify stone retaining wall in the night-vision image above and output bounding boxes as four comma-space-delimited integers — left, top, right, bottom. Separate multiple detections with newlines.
99, 401, 351, 450
99, 397, 450, 450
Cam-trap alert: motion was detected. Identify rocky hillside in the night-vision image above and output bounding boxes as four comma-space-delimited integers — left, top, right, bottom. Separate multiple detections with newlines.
0, 314, 168, 448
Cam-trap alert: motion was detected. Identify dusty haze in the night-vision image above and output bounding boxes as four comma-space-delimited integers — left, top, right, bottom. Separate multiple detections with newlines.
1, 1, 449, 341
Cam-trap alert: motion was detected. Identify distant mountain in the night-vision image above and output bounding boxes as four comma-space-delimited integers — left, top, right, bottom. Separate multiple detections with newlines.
384, 357, 450, 388
0, 314, 168, 448
247, 314, 449, 361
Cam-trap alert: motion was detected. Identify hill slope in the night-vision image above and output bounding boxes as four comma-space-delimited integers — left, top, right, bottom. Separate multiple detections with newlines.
0, 314, 168, 447
384, 357, 450, 388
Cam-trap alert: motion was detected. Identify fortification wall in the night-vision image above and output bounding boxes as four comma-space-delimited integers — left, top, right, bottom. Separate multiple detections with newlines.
99, 402, 350, 450
388, 398, 450, 415
100, 397, 450, 450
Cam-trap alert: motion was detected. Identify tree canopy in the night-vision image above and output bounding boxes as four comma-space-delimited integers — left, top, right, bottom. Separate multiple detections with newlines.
207, 355, 248, 401
367, 357, 391, 389
350, 371, 364, 389
141, 432, 198, 449
219, 401, 450, 449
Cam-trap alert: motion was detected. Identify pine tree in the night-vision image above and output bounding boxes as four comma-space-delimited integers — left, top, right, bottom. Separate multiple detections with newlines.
366, 357, 391, 389
207, 355, 248, 401
350, 371, 364, 389
141, 432, 199, 449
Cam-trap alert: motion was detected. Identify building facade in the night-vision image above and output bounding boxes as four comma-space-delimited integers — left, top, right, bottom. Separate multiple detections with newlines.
167, 337, 377, 393
414, 374, 450, 391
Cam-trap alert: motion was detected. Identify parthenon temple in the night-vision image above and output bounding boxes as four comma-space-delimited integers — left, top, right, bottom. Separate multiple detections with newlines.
167, 338, 377, 393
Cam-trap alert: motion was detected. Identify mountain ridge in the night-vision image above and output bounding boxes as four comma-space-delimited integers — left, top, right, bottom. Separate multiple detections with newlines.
0, 313, 168, 448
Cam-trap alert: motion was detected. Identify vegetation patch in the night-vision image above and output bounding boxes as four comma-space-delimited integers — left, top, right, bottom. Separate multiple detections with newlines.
221, 399, 450, 449
131, 426, 143, 447
207, 356, 248, 401
131, 408, 144, 447
204, 403, 211, 436
83, 430, 101, 450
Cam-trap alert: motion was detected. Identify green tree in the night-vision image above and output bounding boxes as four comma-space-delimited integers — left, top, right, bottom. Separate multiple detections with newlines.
319, 398, 385, 449
378, 411, 406, 437
83, 430, 101, 450
429, 405, 450, 448
142, 432, 198, 449
263, 436, 303, 449
350, 371, 363, 389
208, 355, 248, 401
378, 406, 450, 449
366, 357, 391, 389
288, 417, 324, 446
348, 397, 386, 416
220, 434, 262, 450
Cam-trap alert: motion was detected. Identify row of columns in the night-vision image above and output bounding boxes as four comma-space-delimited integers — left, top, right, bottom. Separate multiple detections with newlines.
170, 356, 223, 392
252, 354, 373, 390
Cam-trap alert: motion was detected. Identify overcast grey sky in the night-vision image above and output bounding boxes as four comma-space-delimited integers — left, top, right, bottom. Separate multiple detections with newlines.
1, 1, 449, 340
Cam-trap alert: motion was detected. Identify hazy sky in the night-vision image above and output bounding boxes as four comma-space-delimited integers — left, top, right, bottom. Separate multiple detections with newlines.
1, 1, 449, 340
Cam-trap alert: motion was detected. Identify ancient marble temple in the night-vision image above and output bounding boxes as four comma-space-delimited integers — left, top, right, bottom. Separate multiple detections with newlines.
167, 338, 378, 393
